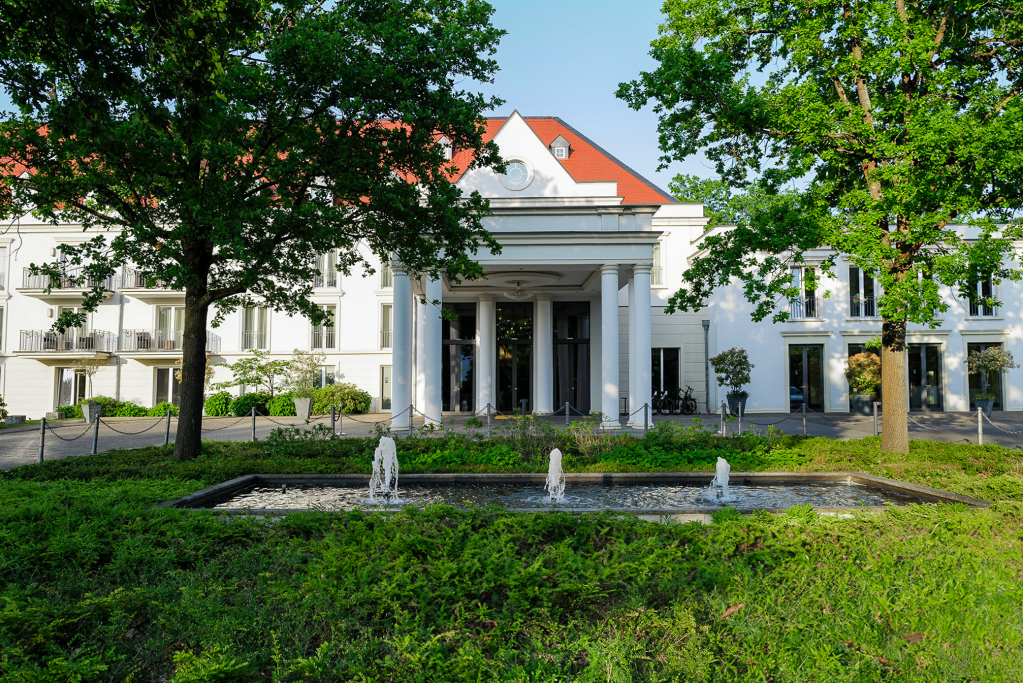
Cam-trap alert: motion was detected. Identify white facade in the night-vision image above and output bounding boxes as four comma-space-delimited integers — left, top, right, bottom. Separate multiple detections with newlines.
0, 112, 713, 420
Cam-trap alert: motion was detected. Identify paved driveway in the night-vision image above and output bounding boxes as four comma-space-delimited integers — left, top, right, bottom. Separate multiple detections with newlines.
2, 410, 1022, 472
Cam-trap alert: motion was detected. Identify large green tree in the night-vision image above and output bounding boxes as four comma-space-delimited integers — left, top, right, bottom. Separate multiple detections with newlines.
0, 0, 504, 459
619, 0, 1023, 452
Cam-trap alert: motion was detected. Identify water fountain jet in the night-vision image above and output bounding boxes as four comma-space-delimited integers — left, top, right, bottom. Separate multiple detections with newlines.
545, 448, 566, 503
706, 457, 737, 503
369, 436, 401, 504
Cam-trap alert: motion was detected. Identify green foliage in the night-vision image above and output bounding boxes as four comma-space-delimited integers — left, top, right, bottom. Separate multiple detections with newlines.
0, 0, 506, 460
148, 401, 179, 418
61, 395, 150, 419
709, 347, 753, 396
203, 391, 232, 417
845, 352, 882, 394
284, 350, 324, 399
230, 392, 270, 418
220, 351, 293, 398
966, 347, 1019, 376
670, 174, 800, 231
0, 476, 1020, 680
0, 394, 6, 420
267, 393, 298, 417
311, 383, 373, 415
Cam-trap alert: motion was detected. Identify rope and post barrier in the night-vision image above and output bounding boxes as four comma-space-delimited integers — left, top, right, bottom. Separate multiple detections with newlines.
802, 403, 807, 437
330, 405, 336, 437
719, 402, 726, 437
644, 403, 649, 432
251, 406, 256, 441
91, 415, 100, 455
873, 402, 880, 437
978, 407, 983, 445
38, 417, 45, 463
486, 403, 492, 438
564, 402, 570, 427
164, 410, 172, 446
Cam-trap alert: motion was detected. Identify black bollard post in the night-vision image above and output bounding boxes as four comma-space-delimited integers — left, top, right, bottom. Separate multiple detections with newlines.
802, 403, 807, 437
331, 404, 336, 436
38, 417, 46, 463
91, 416, 100, 455
565, 401, 570, 427
873, 402, 879, 437
644, 403, 649, 432
164, 409, 172, 446
251, 406, 256, 441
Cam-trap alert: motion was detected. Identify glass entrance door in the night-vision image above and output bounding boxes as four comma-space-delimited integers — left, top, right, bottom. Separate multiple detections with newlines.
652, 348, 681, 394
909, 344, 943, 411
553, 302, 590, 414
967, 342, 1003, 411
497, 302, 533, 413
789, 345, 824, 412
443, 303, 476, 412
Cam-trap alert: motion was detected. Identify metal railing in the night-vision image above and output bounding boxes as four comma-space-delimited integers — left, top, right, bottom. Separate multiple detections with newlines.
849, 295, 876, 318
241, 331, 267, 350
121, 329, 221, 354
380, 265, 393, 288
380, 328, 392, 348
20, 329, 116, 352
0, 270, 5, 290
311, 329, 335, 349
120, 266, 175, 290
22, 266, 114, 290
969, 300, 997, 317
789, 295, 820, 319
650, 264, 663, 286
313, 271, 338, 288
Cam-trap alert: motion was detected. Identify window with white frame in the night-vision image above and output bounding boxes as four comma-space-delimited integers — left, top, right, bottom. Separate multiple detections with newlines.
381, 303, 393, 349
312, 304, 336, 349
0, 245, 7, 290
156, 306, 184, 349
316, 365, 336, 389
550, 135, 570, 160
380, 261, 393, 288
651, 240, 664, 286
0, 307, 4, 349
313, 252, 337, 288
789, 267, 819, 319
438, 136, 453, 160
968, 275, 997, 317
849, 266, 878, 317
242, 306, 268, 350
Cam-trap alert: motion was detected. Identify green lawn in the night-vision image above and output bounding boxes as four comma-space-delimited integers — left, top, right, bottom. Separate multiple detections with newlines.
1, 428, 1021, 681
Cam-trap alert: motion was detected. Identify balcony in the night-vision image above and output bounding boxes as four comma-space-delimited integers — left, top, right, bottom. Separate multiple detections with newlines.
789, 296, 821, 320
313, 271, 338, 289
380, 328, 392, 349
118, 329, 222, 363
17, 266, 116, 304
17, 329, 115, 364
0, 270, 6, 290
241, 331, 267, 350
849, 295, 877, 318
118, 267, 184, 304
311, 328, 335, 350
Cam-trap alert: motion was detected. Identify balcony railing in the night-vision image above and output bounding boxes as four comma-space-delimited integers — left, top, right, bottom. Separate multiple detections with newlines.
381, 328, 392, 349
311, 328, 335, 349
120, 267, 175, 290
849, 295, 876, 318
241, 331, 267, 350
313, 271, 338, 288
789, 296, 820, 320
969, 300, 997, 317
22, 266, 114, 290
0, 270, 5, 290
20, 329, 116, 353
121, 329, 221, 354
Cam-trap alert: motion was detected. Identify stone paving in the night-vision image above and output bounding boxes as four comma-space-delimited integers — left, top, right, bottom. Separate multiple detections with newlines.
2, 409, 1022, 472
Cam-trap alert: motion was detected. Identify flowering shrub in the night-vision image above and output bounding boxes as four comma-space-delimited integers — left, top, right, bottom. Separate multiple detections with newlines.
845, 353, 881, 394
966, 346, 1018, 376
709, 347, 754, 397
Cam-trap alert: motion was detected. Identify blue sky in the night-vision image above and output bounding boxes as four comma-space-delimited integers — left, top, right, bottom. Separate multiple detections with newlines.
0, 1, 711, 194
477, 0, 710, 194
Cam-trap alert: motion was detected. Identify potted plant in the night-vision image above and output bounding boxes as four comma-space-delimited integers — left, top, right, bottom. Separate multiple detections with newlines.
287, 349, 326, 421
845, 352, 881, 416
82, 399, 103, 424
709, 347, 754, 417
966, 346, 1018, 416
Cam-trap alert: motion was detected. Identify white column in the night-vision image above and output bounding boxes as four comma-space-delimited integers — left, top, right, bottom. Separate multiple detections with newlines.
415, 285, 426, 412
391, 262, 412, 429
600, 264, 621, 428
534, 293, 553, 415
477, 293, 495, 412
423, 276, 442, 425
631, 264, 653, 427
627, 271, 636, 425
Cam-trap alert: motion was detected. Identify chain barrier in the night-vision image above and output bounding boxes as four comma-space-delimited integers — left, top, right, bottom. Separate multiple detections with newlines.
200, 416, 250, 433
99, 417, 166, 436
981, 412, 1023, 435
905, 413, 978, 432
742, 415, 793, 427
44, 422, 93, 442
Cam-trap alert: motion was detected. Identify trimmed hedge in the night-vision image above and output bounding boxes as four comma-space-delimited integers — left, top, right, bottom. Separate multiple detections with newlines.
230, 392, 270, 417
64, 396, 150, 419
203, 390, 232, 417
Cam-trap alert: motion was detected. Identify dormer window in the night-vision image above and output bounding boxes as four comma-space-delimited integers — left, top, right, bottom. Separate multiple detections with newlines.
550, 135, 570, 159
438, 136, 453, 160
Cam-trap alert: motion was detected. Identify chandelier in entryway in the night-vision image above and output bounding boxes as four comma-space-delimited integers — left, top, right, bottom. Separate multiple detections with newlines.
503, 280, 533, 300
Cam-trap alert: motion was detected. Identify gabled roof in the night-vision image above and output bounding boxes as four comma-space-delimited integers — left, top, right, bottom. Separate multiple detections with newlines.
451, 115, 676, 205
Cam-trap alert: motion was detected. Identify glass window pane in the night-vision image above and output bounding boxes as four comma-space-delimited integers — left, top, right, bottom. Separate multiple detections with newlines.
156, 368, 169, 404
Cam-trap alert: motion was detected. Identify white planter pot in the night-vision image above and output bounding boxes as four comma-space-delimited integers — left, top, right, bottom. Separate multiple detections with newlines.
294, 397, 313, 421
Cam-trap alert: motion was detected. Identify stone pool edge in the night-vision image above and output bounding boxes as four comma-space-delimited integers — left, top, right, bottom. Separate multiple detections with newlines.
157, 471, 991, 516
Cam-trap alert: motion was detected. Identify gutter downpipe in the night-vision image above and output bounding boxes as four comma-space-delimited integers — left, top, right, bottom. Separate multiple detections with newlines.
115, 290, 125, 401
702, 319, 710, 414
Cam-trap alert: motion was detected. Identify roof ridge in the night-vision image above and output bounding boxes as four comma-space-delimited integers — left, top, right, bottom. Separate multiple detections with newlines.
551, 117, 678, 204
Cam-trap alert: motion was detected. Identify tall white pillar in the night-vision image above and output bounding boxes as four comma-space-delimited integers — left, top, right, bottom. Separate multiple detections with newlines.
477, 293, 495, 412
423, 276, 442, 425
627, 271, 636, 424
600, 264, 621, 429
391, 262, 412, 429
415, 285, 426, 413
535, 293, 553, 415
630, 264, 653, 428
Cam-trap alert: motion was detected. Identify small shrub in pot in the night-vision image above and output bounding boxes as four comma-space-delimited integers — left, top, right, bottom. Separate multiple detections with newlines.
709, 347, 754, 416
845, 352, 881, 415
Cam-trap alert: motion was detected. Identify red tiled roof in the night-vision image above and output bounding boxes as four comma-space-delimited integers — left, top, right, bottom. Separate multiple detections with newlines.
453, 115, 675, 205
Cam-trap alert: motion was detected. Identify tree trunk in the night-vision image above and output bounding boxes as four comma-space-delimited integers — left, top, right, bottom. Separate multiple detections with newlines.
173, 288, 210, 460
880, 316, 909, 453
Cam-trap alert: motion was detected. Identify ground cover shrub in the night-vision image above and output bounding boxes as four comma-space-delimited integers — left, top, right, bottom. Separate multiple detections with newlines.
311, 383, 372, 415
62, 396, 153, 419
204, 390, 232, 417
113, 401, 149, 417
0, 477, 1020, 681
268, 392, 298, 417
147, 401, 178, 417
230, 391, 270, 417
0, 394, 7, 420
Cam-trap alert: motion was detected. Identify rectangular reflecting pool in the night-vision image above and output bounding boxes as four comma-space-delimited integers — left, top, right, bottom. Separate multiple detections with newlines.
160, 472, 990, 515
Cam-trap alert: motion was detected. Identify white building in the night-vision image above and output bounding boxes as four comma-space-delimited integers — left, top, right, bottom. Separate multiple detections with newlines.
2, 111, 1018, 420
0, 112, 710, 423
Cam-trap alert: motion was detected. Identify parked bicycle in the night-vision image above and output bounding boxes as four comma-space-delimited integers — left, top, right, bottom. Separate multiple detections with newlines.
679, 385, 698, 415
